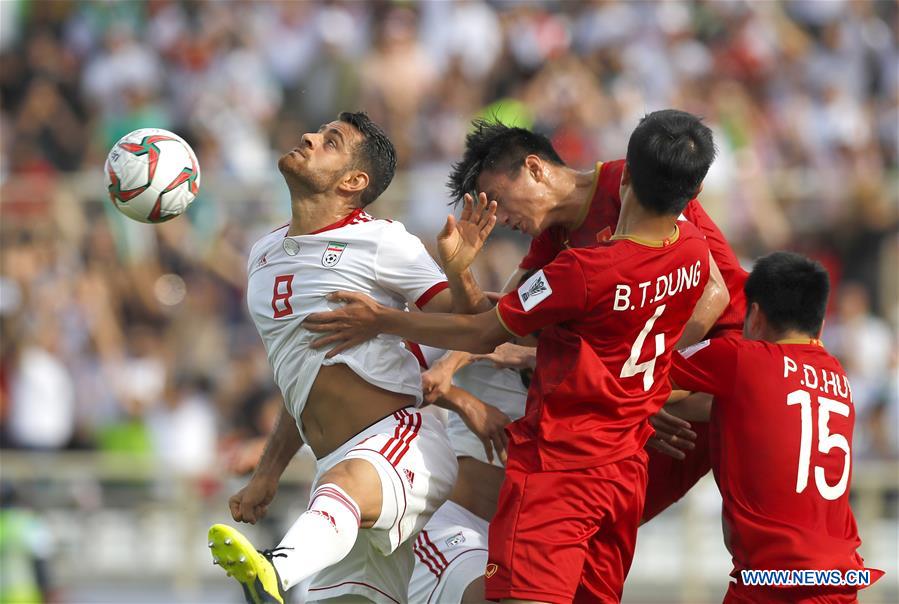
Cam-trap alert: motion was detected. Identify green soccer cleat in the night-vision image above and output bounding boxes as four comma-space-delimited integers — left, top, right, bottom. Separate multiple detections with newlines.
208, 524, 287, 604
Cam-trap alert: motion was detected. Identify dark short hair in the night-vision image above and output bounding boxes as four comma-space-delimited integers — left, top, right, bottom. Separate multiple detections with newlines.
447, 120, 565, 205
744, 251, 830, 337
338, 111, 397, 207
626, 110, 716, 215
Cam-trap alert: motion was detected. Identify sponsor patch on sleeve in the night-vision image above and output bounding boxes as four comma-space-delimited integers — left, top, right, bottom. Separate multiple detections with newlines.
518, 269, 553, 312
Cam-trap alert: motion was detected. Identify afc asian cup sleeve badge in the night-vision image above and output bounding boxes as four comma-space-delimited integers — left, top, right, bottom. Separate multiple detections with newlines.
322, 241, 348, 267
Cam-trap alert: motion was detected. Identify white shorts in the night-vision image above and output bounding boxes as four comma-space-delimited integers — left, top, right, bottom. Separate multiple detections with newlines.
447, 361, 527, 467
306, 408, 458, 603
408, 500, 489, 604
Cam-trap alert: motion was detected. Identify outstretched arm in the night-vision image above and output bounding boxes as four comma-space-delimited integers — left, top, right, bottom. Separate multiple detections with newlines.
305, 291, 511, 355
228, 406, 302, 524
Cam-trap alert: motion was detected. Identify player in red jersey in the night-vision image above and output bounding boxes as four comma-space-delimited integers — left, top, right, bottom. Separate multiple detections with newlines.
444, 118, 747, 521
304, 110, 717, 602
669, 251, 883, 603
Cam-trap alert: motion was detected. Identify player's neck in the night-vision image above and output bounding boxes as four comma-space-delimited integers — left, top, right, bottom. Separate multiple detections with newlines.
287, 195, 358, 236
771, 328, 821, 345
614, 193, 678, 243
555, 165, 599, 230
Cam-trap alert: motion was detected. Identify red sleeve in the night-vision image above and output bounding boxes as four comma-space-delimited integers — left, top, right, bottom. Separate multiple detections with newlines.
681, 200, 748, 288
670, 337, 739, 399
519, 227, 562, 270
498, 250, 588, 337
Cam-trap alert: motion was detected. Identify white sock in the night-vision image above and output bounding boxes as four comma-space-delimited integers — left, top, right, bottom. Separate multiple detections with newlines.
271, 483, 361, 591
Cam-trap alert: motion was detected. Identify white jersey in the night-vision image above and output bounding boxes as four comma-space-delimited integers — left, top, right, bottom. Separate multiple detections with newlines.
247, 209, 448, 434
417, 345, 527, 467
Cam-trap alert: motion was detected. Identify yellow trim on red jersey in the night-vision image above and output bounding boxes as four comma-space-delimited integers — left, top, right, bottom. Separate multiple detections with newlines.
776, 337, 823, 347
610, 224, 680, 248
495, 305, 525, 338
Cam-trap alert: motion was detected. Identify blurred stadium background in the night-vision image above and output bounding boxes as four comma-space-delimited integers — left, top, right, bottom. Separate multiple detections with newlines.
0, 0, 896, 602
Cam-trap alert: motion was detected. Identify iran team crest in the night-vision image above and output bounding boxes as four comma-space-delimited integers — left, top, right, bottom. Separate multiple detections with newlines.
322, 241, 347, 267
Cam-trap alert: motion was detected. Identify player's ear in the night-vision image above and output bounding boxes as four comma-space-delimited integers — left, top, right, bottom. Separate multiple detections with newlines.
621, 164, 631, 186
524, 155, 544, 183
746, 302, 763, 340
339, 170, 369, 196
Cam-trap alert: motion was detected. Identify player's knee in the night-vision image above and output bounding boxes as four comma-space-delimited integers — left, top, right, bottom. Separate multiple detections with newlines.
318, 458, 383, 528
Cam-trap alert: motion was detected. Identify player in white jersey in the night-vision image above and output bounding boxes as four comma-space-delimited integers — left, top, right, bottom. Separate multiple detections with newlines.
406, 344, 527, 603
207, 112, 496, 604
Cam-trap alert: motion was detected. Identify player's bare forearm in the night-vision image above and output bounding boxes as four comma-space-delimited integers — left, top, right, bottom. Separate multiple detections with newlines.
433, 386, 510, 464
305, 291, 509, 355
677, 253, 729, 348
447, 268, 493, 313
380, 306, 509, 353
251, 406, 302, 483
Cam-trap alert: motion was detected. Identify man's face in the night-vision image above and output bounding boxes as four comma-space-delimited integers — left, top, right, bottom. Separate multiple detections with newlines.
278, 120, 362, 193
476, 165, 554, 237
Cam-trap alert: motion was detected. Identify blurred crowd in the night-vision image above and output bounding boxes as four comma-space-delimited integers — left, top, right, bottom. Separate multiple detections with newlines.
0, 0, 897, 480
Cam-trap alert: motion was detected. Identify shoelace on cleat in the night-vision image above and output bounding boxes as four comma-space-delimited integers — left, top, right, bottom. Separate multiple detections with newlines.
257, 546, 293, 561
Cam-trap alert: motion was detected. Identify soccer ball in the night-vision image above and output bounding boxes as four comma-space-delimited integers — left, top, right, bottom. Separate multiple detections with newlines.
104, 128, 200, 223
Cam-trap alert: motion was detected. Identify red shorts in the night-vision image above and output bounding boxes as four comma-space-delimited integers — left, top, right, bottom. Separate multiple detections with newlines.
725, 582, 859, 603
485, 450, 648, 603
642, 420, 712, 522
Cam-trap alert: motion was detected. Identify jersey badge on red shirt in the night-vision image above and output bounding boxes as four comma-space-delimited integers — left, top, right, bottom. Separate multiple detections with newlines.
518, 269, 553, 311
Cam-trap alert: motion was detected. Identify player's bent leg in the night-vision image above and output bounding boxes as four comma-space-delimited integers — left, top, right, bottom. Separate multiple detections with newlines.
269, 460, 376, 591
316, 457, 385, 528
309, 409, 458, 603
210, 476, 366, 600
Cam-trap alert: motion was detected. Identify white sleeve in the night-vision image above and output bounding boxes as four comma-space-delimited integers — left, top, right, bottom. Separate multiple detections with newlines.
375, 223, 448, 308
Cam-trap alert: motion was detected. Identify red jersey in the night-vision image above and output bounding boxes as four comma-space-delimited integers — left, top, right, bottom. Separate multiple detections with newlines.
670, 338, 879, 581
519, 159, 747, 337
496, 221, 710, 472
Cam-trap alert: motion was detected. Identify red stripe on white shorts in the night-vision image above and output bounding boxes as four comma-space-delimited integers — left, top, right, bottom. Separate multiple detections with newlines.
422, 529, 450, 568
387, 413, 421, 466
415, 531, 445, 576
414, 533, 441, 577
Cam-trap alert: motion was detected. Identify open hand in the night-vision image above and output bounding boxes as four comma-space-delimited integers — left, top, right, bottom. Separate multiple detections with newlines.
304, 291, 384, 358
451, 387, 510, 464
646, 407, 697, 460
437, 192, 497, 275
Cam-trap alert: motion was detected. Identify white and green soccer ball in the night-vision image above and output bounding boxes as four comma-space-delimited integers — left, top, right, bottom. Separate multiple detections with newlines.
104, 127, 200, 223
